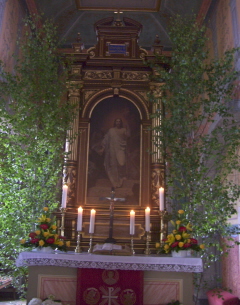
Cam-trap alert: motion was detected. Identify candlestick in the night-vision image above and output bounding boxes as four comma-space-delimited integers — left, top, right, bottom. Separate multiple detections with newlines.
159, 187, 164, 210
145, 207, 150, 232
144, 231, 151, 255
75, 231, 82, 253
89, 209, 96, 234
159, 209, 168, 246
59, 207, 67, 237
77, 207, 83, 231
61, 184, 68, 208
130, 234, 135, 255
88, 233, 93, 253
130, 210, 135, 235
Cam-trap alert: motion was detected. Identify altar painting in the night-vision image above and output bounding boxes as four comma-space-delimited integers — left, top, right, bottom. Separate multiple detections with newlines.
87, 97, 141, 205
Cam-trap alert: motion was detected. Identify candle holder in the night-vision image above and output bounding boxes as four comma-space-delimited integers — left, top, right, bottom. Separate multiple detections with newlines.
75, 231, 82, 253
144, 231, 151, 255
88, 234, 93, 253
159, 209, 168, 246
59, 207, 67, 237
130, 234, 135, 255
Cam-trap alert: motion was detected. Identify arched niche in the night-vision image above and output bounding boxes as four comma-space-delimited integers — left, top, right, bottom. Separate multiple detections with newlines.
76, 88, 152, 209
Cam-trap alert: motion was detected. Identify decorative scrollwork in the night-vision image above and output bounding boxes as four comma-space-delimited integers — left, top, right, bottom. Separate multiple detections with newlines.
121, 72, 149, 81
84, 71, 112, 79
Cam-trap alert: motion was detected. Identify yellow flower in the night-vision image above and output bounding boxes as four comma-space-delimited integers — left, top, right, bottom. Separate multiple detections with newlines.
38, 215, 47, 222
182, 232, 190, 239
58, 241, 64, 247
66, 241, 70, 247
164, 244, 169, 250
178, 242, 184, 248
51, 225, 57, 230
39, 240, 45, 246
155, 242, 160, 248
200, 244, 205, 249
176, 220, 181, 225
20, 239, 26, 244
35, 230, 41, 235
43, 232, 49, 237
43, 207, 49, 212
46, 218, 51, 222
172, 230, 178, 234
54, 234, 59, 239
178, 210, 184, 214
186, 223, 193, 231
175, 234, 182, 240
167, 234, 175, 245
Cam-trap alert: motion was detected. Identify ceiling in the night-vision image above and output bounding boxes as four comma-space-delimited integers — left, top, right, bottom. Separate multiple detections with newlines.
28, 0, 210, 51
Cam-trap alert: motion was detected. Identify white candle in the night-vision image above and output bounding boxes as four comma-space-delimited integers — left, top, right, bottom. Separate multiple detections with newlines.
89, 209, 96, 234
130, 210, 135, 235
77, 206, 83, 231
159, 187, 164, 210
61, 184, 68, 208
145, 207, 150, 232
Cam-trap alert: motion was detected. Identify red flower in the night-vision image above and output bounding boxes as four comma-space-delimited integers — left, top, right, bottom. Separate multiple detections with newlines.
162, 238, 167, 242
46, 237, 55, 244
183, 243, 191, 248
29, 232, 36, 238
171, 241, 179, 248
179, 226, 187, 232
30, 238, 39, 244
40, 224, 49, 230
190, 238, 198, 244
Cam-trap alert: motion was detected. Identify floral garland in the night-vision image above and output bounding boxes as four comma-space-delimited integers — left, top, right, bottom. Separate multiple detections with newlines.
156, 210, 205, 254
20, 207, 70, 251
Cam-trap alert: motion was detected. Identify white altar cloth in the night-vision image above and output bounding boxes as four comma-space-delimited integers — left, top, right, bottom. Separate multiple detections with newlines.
16, 251, 203, 273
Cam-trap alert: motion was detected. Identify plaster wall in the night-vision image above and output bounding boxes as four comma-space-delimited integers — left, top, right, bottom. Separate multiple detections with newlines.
0, 0, 25, 72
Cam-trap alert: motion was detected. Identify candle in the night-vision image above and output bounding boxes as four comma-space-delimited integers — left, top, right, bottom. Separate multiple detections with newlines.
89, 209, 96, 234
159, 187, 164, 210
61, 184, 68, 208
145, 207, 150, 232
77, 206, 83, 231
130, 210, 135, 235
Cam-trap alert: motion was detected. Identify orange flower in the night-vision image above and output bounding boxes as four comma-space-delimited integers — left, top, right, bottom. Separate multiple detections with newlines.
39, 240, 45, 246
178, 242, 184, 248
176, 220, 181, 225
43, 207, 49, 212
51, 225, 57, 230
20, 239, 26, 244
178, 210, 184, 214
175, 234, 182, 240
200, 244, 205, 249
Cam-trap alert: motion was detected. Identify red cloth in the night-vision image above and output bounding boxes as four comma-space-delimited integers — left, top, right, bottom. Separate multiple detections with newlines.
207, 289, 240, 305
76, 268, 143, 305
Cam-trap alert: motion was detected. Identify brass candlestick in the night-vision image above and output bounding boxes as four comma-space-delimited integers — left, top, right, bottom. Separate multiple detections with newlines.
144, 231, 151, 255
88, 234, 93, 253
130, 234, 135, 255
59, 207, 67, 237
159, 209, 168, 246
75, 231, 82, 253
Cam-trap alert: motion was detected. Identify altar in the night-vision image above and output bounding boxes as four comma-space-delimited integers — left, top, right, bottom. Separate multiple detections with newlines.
17, 251, 202, 305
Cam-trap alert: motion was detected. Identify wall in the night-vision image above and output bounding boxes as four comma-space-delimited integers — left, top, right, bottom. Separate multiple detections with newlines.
0, 0, 26, 72
205, 0, 240, 298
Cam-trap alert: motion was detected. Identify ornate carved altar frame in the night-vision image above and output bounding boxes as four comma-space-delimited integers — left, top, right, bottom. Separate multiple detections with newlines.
59, 16, 168, 252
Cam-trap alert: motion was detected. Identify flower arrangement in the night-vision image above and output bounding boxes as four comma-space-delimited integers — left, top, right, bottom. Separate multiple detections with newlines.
156, 210, 205, 254
20, 207, 70, 251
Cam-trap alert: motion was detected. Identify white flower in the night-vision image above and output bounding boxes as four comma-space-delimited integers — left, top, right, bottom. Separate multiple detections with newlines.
29, 298, 42, 305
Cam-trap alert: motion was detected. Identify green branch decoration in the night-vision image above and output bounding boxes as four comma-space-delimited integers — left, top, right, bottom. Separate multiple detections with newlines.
148, 14, 240, 301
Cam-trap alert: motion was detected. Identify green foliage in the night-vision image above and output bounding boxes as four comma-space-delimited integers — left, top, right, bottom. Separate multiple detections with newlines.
0, 15, 76, 295
149, 15, 240, 294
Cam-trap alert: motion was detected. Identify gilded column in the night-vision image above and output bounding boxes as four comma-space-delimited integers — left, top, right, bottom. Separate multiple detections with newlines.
63, 81, 82, 208
150, 82, 165, 207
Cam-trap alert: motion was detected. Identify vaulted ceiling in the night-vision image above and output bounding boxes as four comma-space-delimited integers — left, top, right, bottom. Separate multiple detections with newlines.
25, 0, 212, 50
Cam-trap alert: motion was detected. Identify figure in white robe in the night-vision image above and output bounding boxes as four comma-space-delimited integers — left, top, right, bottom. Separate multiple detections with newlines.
101, 118, 130, 188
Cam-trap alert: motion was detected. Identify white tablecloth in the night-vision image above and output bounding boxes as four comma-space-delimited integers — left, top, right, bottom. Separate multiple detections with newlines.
16, 251, 203, 273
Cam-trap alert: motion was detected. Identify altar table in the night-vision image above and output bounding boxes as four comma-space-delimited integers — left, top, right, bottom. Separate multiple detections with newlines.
16, 251, 203, 305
